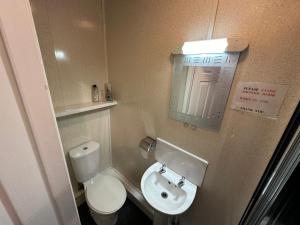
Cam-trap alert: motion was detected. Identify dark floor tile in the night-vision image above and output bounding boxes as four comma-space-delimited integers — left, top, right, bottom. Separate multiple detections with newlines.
78, 203, 97, 225
116, 199, 152, 225
78, 198, 152, 225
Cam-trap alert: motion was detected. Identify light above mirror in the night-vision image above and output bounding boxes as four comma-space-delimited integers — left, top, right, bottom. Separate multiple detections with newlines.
173, 38, 249, 55
182, 38, 228, 54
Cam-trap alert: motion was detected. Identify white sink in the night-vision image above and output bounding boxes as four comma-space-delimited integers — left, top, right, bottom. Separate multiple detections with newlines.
141, 162, 197, 215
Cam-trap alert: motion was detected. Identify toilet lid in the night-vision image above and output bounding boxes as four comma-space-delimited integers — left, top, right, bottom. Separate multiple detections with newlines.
85, 174, 126, 214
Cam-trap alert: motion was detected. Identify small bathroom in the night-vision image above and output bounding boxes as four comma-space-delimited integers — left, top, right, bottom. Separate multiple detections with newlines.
0, 1, 299, 225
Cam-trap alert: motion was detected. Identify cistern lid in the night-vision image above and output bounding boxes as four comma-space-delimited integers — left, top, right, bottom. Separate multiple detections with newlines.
85, 174, 126, 214
69, 141, 99, 159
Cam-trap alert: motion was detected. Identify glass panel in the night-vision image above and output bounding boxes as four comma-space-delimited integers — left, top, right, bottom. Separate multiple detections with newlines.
259, 163, 300, 225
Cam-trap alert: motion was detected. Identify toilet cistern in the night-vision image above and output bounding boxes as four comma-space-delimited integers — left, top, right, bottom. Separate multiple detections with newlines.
69, 141, 126, 225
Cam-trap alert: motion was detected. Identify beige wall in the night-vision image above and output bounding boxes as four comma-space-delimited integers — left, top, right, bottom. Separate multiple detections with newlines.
30, 0, 300, 222
30, 0, 108, 108
30, 0, 111, 197
57, 110, 112, 194
105, 1, 300, 225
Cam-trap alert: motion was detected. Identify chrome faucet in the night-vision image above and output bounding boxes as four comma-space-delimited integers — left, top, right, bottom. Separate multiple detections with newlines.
159, 164, 166, 174
177, 176, 185, 188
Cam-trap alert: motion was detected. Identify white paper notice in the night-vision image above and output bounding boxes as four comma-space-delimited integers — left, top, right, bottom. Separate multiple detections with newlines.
231, 82, 288, 118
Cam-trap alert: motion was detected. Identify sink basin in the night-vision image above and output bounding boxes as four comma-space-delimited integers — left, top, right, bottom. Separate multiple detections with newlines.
141, 162, 197, 215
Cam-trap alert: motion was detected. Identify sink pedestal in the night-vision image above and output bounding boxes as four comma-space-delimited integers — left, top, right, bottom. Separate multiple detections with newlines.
153, 211, 179, 225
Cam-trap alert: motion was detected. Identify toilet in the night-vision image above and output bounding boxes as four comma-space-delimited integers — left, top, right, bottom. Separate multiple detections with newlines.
69, 141, 126, 225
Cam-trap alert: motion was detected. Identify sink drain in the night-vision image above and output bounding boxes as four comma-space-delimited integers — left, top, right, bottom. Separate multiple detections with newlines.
161, 192, 168, 199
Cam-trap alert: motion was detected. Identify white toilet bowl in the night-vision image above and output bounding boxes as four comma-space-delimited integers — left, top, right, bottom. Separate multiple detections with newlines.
84, 173, 126, 225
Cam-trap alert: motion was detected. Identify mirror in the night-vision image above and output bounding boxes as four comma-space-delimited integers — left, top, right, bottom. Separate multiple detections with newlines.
169, 53, 240, 130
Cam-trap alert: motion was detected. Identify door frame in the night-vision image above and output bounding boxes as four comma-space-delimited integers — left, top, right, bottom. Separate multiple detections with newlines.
239, 103, 300, 225
0, 1, 80, 224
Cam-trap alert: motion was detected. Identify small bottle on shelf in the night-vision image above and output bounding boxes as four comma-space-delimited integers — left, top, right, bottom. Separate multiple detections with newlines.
92, 84, 100, 102
105, 83, 113, 102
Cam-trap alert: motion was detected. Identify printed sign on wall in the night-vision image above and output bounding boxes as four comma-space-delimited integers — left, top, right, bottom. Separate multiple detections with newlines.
231, 82, 288, 118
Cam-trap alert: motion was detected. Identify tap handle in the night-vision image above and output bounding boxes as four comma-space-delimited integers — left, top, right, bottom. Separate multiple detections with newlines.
159, 163, 166, 174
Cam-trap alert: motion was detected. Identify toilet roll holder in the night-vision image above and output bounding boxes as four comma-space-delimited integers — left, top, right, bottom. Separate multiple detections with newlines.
139, 136, 156, 153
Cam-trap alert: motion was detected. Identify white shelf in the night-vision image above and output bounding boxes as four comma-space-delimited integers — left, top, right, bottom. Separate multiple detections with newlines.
55, 101, 117, 118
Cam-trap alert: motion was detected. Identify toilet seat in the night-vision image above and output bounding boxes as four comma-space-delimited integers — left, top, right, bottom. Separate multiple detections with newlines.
85, 173, 126, 214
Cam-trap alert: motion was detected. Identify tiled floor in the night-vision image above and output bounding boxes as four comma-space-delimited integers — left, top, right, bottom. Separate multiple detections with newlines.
78, 198, 152, 225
